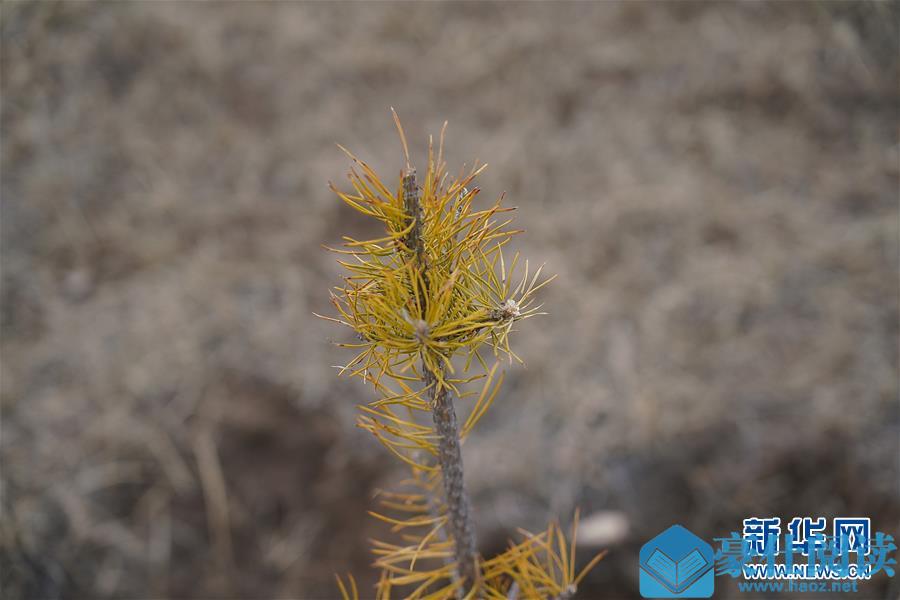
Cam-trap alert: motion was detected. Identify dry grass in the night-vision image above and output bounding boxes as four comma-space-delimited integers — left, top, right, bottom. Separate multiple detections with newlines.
1, 2, 897, 598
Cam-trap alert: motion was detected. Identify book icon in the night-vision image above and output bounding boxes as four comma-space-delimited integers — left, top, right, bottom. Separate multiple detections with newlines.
640, 525, 714, 598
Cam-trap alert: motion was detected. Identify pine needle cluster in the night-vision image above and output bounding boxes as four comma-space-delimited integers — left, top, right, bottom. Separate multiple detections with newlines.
322, 111, 605, 599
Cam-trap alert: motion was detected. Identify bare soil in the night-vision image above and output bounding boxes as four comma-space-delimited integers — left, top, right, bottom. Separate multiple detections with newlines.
2, 3, 897, 598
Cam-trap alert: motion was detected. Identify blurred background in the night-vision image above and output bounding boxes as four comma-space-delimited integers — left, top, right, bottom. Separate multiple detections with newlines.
1, 2, 898, 599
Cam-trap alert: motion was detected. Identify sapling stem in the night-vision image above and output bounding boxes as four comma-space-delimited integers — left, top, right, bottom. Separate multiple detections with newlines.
403, 167, 479, 592
426, 367, 478, 590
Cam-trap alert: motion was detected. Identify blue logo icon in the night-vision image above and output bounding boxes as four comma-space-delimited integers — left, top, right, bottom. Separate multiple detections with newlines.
640, 525, 714, 598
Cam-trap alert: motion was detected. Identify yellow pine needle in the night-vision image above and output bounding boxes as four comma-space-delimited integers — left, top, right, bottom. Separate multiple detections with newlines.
358, 405, 432, 433
391, 107, 411, 170
366, 431, 438, 472
556, 523, 570, 587
461, 364, 504, 438
368, 511, 446, 530
379, 500, 430, 514
575, 549, 608, 586
419, 579, 465, 600
378, 564, 453, 585
406, 574, 448, 600
410, 520, 450, 571
335, 573, 359, 600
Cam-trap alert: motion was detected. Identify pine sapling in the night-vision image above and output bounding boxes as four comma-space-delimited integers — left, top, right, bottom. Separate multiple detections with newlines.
323, 111, 606, 600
